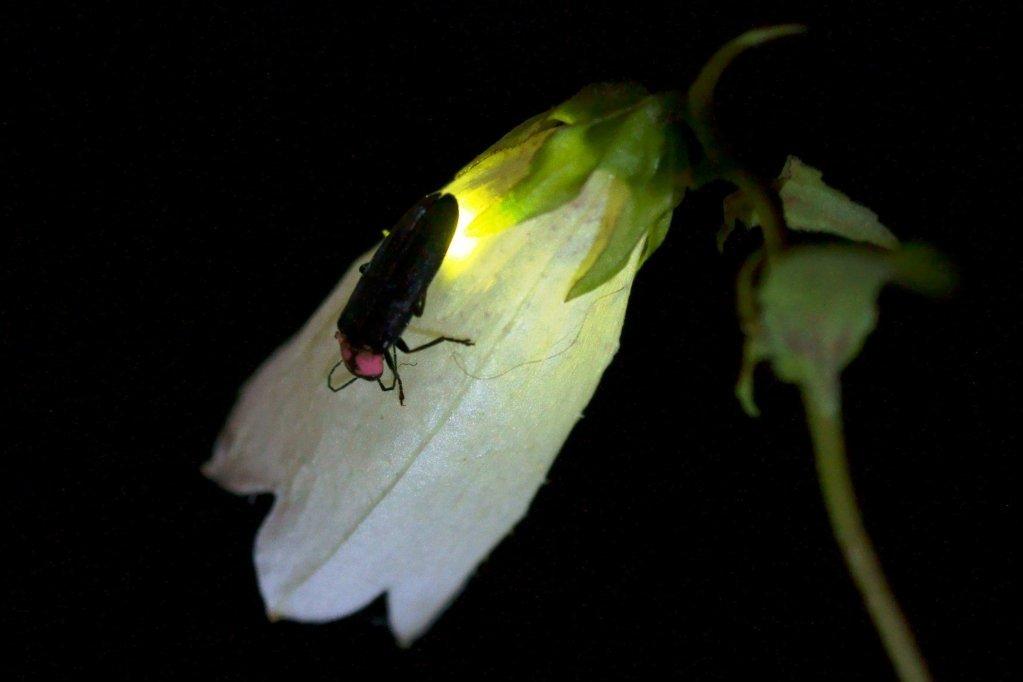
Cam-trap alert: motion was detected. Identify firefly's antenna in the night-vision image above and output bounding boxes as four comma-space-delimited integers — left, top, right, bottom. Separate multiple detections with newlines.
327, 361, 358, 393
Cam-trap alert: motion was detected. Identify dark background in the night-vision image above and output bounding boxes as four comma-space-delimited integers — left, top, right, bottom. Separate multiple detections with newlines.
5, 1, 1017, 679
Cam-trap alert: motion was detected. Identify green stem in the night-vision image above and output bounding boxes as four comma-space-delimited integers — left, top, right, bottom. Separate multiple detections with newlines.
802, 387, 932, 682
728, 168, 786, 257
685, 117, 786, 258
685, 25, 804, 259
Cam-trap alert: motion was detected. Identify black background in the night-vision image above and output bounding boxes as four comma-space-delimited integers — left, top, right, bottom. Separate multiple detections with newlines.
5, 1, 1017, 680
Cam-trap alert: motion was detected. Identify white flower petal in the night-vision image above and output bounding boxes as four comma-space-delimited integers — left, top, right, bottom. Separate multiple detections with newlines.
204, 171, 641, 644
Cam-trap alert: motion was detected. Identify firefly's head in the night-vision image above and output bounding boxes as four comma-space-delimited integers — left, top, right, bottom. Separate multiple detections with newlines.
335, 331, 385, 380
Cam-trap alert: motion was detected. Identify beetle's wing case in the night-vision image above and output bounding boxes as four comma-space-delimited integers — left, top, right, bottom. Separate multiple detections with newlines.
367, 193, 459, 291
337, 193, 460, 349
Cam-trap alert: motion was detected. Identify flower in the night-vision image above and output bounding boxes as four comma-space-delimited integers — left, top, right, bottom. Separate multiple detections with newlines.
204, 168, 652, 644
203, 81, 687, 644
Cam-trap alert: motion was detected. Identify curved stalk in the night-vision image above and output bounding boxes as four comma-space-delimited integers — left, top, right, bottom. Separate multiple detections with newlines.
685, 25, 804, 259
727, 167, 786, 257
802, 387, 932, 682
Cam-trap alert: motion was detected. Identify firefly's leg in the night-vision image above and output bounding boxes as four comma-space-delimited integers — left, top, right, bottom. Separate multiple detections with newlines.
359, 263, 370, 274
381, 347, 405, 404
395, 336, 474, 354
327, 361, 359, 393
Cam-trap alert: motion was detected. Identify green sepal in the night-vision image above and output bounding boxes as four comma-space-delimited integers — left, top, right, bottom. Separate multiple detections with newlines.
562, 98, 692, 299
673, 122, 719, 189
457, 87, 690, 299
449, 26, 810, 301
565, 167, 676, 300
548, 82, 650, 125
466, 87, 675, 239
737, 244, 955, 416
640, 123, 688, 264
641, 209, 674, 266
720, 157, 900, 251
467, 122, 603, 237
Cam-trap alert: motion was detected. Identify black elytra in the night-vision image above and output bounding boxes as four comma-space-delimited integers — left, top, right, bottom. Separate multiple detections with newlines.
330, 192, 474, 403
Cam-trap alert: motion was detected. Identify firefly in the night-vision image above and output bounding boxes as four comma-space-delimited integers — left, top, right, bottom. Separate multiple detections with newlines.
329, 192, 474, 404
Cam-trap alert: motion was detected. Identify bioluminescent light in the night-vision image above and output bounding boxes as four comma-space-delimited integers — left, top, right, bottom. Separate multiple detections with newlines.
445, 198, 479, 261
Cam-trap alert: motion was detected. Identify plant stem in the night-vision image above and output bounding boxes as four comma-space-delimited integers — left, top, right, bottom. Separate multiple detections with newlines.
685, 25, 803, 259
801, 387, 932, 682
729, 168, 786, 257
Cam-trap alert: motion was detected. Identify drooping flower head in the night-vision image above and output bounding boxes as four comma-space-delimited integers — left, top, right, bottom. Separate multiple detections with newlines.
204, 83, 691, 643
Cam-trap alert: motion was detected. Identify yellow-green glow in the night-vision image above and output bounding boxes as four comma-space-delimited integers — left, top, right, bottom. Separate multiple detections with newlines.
446, 202, 479, 260
441, 193, 485, 277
